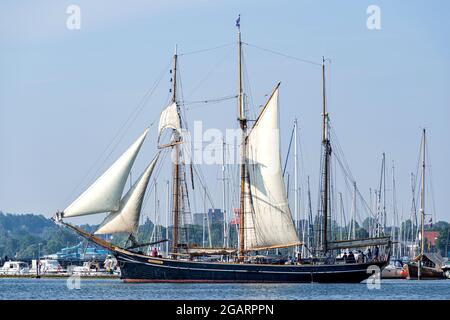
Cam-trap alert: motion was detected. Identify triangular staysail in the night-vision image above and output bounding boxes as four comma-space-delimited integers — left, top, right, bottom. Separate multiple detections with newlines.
244, 85, 301, 250
95, 152, 160, 235
62, 129, 149, 218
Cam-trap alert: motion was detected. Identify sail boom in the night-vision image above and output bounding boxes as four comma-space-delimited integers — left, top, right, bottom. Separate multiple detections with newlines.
186, 248, 237, 256
326, 237, 391, 250
245, 242, 303, 252
157, 140, 184, 149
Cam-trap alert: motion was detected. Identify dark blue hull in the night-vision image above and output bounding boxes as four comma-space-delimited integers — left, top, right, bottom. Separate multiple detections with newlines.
114, 250, 387, 283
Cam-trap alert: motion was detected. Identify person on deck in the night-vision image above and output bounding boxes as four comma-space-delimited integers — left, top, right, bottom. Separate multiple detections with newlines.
295, 251, 301, 264
366, 248, 372, 261
374, 246, 379, 262
357, 251, 364, 263
347, 251, 355, 263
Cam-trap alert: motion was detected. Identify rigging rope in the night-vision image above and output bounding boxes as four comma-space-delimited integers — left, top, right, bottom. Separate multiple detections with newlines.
282, 123, 295, 178
182, 94, 238, 109
243, 42, 322, 66
182, 46, 235, 100
425, 137, 437, 224
328, 121, 377, 226
241, 48, 257, 121
179, 43, 235, 56
65, 60, 171, 204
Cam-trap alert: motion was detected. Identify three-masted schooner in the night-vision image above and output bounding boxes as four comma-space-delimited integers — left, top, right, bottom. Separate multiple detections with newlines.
53, 20, 391, 283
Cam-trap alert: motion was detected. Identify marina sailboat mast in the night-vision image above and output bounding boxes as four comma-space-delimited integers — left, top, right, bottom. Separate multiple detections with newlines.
420, 129, 426, 257
418, 128, 426, 278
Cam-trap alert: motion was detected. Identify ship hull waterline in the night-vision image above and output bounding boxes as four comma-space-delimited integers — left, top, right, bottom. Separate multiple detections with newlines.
58, 221, 388, 283
114, 249, 388, 283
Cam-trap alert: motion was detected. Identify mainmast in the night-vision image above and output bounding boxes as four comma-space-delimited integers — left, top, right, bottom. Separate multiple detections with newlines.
171, 48, 180, 259
419, 128, 426, 279
320, 57, 330, 253
237, 15, 247, 261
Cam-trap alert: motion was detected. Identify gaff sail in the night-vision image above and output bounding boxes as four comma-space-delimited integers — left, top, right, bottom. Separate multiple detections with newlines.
244, 85, 301, 250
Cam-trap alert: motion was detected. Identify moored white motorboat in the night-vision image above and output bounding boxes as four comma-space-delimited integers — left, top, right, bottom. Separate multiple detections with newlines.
0, 261, 30, 275
30, 259, 64, 274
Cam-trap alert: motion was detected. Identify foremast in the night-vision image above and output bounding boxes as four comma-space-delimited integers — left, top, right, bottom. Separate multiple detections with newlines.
171, 48, 181, 259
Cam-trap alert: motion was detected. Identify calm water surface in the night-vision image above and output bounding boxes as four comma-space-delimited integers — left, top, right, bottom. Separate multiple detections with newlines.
1, 278, 448, 300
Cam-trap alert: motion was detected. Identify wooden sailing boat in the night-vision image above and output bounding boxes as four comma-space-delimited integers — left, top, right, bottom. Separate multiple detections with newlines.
54, 18, 391, 283
405, 129, 445, 280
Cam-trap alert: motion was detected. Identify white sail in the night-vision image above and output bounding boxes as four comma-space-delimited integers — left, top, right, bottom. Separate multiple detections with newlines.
158, 102, 181, 142
95, 153, 160, 235
62, 129, 149, 218
244, 86, 300, 250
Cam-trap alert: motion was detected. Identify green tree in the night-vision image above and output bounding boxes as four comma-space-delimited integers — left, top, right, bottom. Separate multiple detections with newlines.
436, 226, 450, 257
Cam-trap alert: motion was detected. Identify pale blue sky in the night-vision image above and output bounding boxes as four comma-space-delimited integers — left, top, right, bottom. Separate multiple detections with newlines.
0, 0, 449, 225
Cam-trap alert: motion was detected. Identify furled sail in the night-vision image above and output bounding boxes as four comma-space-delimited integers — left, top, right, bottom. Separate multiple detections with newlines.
95, 152, 160, 235
62, 129, 149, 218
158, 102, 181, 142
244, 85, 300, 250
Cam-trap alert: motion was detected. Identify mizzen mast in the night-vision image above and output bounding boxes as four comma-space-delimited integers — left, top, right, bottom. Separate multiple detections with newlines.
320, 57, 331, 253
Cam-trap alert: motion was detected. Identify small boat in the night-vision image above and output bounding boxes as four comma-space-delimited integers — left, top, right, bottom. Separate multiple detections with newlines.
381, 259, 407, 279
442, 262, 450, 279
405, 253, 445, 280
71, 260, 102, 275
405, 130, 444, 280
0, 261, 30, 275
30, 259, 63, 274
